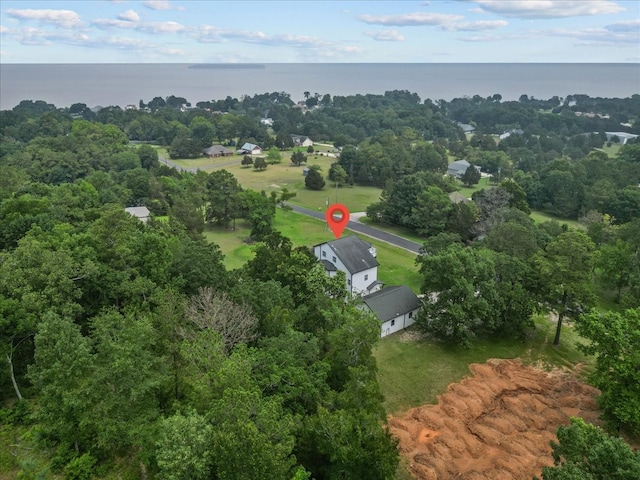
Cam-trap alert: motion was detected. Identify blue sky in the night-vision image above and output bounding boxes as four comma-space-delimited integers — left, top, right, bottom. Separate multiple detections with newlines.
1, 0, 638, 63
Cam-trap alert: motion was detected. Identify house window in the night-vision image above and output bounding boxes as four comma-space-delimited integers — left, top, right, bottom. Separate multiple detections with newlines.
332, 256, 336, 263
364, 274, 368, 281
322, 251, 326, 257
347, 279, 351, 286
391, 319, 395, 326
409, 311, 413, 318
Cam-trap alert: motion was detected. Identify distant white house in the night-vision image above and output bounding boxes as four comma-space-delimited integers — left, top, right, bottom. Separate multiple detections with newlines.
361, 285, 421, 337
447, 159, 481, 179
291, 134, 313, 148
260, 117, 273, 127
313, 236, 382, 296
604, 132, 639, 145
125, 206, 150, 223
499, 129, 524, 141
237, 142, 262, 155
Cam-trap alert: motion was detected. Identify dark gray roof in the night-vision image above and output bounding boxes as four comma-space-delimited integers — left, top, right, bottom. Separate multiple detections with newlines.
318, 236, 379, 274
367, 280, 384, 291
320, 259, 337, 272
362, 285, 421, 323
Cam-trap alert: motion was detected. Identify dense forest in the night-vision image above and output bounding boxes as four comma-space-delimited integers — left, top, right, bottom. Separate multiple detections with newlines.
1, 90, 639, 479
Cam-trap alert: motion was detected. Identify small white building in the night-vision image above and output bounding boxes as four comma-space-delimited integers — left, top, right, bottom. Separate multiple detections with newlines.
313, 236, 382, 296
125, 206, 150, 223
361, 285, 421, 337
237, 142, 262, 155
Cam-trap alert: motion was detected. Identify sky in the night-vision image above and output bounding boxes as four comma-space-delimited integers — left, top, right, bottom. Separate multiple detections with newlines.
0, 0, 638, 63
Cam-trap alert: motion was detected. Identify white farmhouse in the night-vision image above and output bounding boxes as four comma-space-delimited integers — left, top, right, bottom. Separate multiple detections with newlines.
313, 236, 382, 296
361, 285, 421, 337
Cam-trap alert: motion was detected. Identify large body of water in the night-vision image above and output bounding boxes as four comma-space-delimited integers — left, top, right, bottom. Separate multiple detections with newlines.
1, 63, 638, 111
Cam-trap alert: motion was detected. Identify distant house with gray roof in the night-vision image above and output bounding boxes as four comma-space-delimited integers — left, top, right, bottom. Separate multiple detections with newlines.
313, 235, 381, 296
125, 206, 150, 223
291, 134, 313, 147
457, 123, 476, 134
447, 160, 481, 179
203, 145, 233, 158
362, 285, 421, 337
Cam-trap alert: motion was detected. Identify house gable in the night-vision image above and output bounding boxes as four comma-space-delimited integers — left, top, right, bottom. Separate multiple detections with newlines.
313, 235, 379, 295
362, 285, 421, 337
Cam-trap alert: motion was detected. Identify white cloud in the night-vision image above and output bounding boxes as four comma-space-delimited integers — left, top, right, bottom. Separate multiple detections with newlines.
143, 0, 184, 11
0, 25, 10, 34
466, 1, 625, 19
548, 26, 639, 45
357, 12, 462, 27
117, 10, 140, 22
363, 30, 405, 41
92, 18, 187, 34
136, 21, 187, 34
460, 25, 638, 46
6, 9, 83, 29
443, 20, 508, 31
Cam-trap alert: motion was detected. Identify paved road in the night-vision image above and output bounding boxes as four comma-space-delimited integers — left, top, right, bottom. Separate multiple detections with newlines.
158, 155, 423, 255
288, 204, 423, 254
159, 156, 198, 173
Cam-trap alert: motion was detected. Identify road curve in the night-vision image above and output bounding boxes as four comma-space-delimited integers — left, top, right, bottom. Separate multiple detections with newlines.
288, 204, 422, 255
156, 156, 423, 254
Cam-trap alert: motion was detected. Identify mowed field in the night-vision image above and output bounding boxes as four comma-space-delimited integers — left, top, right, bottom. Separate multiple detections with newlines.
204, 208, 423, 293
168, 146, 384, 213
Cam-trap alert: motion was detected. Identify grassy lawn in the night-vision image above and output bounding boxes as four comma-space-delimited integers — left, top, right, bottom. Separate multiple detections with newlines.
276, 209, 422, 292
202, 221, 254, 270
529, 210, 584, 230
597, 143, 622, 158
204, 208, 422, 292
457, 176, 492, 197
374, 315, 592, 415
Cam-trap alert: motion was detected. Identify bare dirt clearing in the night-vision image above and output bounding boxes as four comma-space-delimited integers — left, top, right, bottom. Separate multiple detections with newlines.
389, 359, 601, 480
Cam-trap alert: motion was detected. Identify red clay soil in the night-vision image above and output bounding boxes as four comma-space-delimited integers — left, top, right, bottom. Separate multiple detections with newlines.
388, 359, 601, 480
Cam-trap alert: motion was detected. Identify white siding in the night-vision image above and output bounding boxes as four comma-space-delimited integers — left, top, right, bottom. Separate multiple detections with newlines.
380, 309, 418, 338
351, 267, 378, 296
314, 244, 353, 293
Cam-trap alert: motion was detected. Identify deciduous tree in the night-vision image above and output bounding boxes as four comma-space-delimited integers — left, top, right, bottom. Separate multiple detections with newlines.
540, 417, 640, 480
576, 308, 640, 434
533, 230, 596, 345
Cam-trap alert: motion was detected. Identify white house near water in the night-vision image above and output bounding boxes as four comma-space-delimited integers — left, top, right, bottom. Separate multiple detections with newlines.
313, 236, 382, 296
361, 285, 421, 338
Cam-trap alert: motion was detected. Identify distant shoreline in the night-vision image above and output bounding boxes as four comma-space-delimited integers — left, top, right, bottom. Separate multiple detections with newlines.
2, 63, 638, 110
188, 64, 265, 69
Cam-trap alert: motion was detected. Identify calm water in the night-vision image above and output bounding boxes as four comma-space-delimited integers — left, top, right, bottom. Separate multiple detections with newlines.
1, 63, 639, 110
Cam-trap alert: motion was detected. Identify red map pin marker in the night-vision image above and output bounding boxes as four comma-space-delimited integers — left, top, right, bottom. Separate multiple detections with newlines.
325, 203, 350, 239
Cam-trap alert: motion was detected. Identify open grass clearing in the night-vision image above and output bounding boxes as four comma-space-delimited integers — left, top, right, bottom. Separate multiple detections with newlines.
202, 221, 254, 270
374, 315, 592, 415
529, 210, 584, 230
456, 176, 492, 197
204, 208, 422, 292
